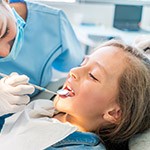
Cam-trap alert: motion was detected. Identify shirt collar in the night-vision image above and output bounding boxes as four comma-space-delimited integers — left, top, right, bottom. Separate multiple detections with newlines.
52, 131, 101, 147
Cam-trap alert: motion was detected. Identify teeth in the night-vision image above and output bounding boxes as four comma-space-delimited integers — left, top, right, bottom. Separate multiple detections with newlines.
57, 85, 75, 97
71, 89, 75, 94
67, 86, 75, 94
66, 85, 72, 91
57, 89, 69, 96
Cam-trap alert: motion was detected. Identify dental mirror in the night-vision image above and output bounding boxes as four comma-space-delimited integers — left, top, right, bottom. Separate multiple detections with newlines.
57, 89, 69, 96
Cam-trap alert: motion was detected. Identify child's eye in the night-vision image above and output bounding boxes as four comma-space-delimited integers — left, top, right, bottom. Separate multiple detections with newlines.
89, 73, 99, 81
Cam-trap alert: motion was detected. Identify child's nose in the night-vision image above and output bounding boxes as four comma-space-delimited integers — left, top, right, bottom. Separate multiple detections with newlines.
69, 71, 77, 80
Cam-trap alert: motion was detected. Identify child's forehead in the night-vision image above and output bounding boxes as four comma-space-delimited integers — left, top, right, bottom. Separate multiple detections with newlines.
91, 45, 124, 57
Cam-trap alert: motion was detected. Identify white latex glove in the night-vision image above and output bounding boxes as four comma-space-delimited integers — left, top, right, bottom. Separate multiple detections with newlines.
133, 35, 150, 57
0, 72, 35, 116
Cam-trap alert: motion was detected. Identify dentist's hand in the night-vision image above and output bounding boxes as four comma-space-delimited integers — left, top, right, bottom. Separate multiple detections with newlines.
0, 73, 35, 116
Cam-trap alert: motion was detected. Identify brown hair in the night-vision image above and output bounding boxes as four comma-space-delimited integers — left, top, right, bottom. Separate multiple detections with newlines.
95, 40, 150, 144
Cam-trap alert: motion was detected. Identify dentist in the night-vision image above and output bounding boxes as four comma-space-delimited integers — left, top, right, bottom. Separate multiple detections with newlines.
0, 0, 84, 97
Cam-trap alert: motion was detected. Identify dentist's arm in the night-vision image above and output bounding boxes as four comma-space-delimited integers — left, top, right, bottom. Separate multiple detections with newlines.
0, 73, 35, 116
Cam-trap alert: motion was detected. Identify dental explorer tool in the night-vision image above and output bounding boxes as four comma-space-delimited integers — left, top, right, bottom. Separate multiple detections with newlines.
0, 72, 58, 95
0, 72, 69, 96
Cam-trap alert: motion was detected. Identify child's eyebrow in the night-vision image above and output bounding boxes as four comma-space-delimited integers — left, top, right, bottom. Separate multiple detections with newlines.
95, 61, 107, 75
88, 55, 107, 76
85, 54, 108, 77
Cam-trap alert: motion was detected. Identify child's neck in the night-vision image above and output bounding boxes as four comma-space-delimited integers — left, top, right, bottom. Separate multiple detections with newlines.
53, 112, 88, 132
53, 112, 66, 123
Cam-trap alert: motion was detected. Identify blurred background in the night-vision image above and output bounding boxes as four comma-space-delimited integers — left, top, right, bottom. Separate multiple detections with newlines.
29, 0, 150, 54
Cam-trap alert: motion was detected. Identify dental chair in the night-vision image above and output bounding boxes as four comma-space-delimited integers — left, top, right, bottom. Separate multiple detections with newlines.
129, 128, 150, 150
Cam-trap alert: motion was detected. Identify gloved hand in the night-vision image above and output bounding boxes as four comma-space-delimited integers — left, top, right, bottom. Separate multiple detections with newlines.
0, 72, 35, 116
133, 35, 150, 55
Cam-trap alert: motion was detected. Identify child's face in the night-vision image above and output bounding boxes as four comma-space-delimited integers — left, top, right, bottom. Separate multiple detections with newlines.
54, 45, 127, 131
0, 3, 17, 57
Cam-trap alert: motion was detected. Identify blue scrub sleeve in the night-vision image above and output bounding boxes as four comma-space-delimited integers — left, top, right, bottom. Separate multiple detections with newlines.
9, 0, 25, 3
52, 11, 84, 72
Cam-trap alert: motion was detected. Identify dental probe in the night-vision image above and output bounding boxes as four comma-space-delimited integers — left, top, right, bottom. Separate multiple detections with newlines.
30, 84, 57, 95
0, 72, 57, 95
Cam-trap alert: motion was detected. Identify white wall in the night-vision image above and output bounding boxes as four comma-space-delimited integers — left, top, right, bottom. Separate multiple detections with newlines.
41, 2, 150, 28
141, 6, 150, 28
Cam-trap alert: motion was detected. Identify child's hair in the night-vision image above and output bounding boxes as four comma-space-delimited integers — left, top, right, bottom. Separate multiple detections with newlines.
95, 40, 150, 144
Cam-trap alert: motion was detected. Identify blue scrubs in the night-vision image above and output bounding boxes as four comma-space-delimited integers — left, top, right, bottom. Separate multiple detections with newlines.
1, 0, 84, 96
10, 0, 25, 2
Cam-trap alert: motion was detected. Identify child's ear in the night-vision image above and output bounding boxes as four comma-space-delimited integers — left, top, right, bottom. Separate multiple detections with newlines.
103, 105, 121, 124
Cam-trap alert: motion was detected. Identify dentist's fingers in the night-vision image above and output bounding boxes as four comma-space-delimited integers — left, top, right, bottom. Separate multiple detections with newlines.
5, 74, 30, 86
9, 95, 30, 105
9, 84, 35, 95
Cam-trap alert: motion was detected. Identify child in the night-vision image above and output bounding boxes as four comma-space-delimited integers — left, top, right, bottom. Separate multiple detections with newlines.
0, 40, 150, 150
53, 39, 150, 149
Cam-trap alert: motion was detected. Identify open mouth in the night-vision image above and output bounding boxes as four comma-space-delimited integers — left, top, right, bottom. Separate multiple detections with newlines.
58, 85, 75, 98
